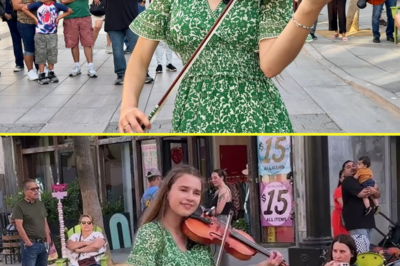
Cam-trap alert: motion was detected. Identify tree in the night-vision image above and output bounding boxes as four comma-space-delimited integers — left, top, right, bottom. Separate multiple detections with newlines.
73, 137, 116, 265
346, 0, 360, 33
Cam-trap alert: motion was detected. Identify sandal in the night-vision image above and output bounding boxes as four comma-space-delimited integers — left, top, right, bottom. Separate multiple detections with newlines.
342, 36, 348, 42
330, 34, 339, 40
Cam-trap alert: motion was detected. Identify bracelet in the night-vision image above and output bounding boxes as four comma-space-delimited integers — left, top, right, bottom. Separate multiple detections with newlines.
292, 16, 313, 30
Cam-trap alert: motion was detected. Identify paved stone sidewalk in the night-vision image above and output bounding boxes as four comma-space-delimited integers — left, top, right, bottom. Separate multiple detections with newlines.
1, 5, 400, 133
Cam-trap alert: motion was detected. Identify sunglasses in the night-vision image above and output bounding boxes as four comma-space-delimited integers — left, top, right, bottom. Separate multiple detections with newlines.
81, 221, 92, 225
27, 187, 40, 191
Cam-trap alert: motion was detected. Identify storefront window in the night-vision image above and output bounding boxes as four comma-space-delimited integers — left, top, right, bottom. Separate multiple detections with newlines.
141, 140, 158, 191
24, 152, 57, 191
257, 136, 294, 243
59, 148, 98, 184
21, 137, 53, 149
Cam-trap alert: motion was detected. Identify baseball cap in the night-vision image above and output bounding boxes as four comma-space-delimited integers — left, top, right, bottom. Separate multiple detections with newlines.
146, 168, 162, 179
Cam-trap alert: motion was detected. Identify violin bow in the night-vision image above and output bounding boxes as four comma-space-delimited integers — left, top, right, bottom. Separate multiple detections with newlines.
215, 208, 235, 266
141, 0, 238, 131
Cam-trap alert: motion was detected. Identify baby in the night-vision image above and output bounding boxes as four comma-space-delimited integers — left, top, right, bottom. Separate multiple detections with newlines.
355, 156, 379, 216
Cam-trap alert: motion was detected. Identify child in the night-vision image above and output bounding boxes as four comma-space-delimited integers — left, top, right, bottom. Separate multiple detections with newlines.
355, 156, 380, 216
22, 0, 72, 84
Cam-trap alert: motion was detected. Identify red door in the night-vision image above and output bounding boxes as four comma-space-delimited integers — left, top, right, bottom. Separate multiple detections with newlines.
219, 145, 248, 176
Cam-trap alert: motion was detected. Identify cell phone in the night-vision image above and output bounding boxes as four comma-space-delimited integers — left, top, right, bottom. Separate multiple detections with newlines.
338, 263, 349, 266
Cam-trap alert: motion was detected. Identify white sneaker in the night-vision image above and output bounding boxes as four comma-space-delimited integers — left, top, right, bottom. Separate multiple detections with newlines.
87, 66, 97, 78
70, 65, 81, 77
13, 65, 23, 72
27, 69, 38, 81
105, 46, 112, 54
44, 65, 48, 74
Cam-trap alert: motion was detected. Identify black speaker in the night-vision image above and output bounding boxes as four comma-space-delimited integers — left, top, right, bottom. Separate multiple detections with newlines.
288, 247, 328, 266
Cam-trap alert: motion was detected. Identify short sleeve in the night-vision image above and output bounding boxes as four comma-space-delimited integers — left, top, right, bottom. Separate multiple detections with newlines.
333, 186, 342, 200
28, 2, 43, 11
258, 0, 293, 42
68, 233, 80, 242
12, 202, 23, 220
54, 3, 69, 12
129, 0, 172, 42
126, 222, 164, 266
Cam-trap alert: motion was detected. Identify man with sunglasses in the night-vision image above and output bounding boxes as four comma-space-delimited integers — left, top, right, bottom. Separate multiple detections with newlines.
12, 180, 51, 266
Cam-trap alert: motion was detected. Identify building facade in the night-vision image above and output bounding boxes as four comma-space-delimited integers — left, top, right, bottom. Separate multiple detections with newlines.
0, 136, 399, 249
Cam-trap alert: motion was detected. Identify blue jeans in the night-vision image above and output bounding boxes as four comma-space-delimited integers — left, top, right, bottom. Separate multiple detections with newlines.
372, 0, 396, 38
21, 242, 48, 266
108, 28, 138, 76
17, 22, 35, 56
7, 19, 24, 67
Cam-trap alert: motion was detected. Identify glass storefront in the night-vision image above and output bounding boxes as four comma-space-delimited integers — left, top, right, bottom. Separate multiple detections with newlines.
23, 152, 57, 190
257, 136, 295, 243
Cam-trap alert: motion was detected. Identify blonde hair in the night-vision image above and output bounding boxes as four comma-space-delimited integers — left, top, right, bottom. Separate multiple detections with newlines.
79, 214, 94, 224
139, 165, 204, 227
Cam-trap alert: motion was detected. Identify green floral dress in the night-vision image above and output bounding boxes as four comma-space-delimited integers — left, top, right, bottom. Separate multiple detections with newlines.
130, 0, 294, 133
126, 222, 214, 266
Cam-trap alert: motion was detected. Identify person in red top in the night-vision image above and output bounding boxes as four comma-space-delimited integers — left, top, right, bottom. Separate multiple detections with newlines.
332, 169, 349, 237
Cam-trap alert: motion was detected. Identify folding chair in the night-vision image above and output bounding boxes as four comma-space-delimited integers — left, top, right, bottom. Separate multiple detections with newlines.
391, 6, 400, 44
55, 225, 109, 266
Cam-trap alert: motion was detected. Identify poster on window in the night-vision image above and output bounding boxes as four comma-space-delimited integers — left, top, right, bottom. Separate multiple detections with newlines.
141, 143, 158, 178
260, 181, 293, 227
257, 136, 291, 176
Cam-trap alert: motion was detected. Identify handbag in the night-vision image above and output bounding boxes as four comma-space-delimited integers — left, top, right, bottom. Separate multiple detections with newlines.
76, 234, 104, 266
89, 0, 105, 16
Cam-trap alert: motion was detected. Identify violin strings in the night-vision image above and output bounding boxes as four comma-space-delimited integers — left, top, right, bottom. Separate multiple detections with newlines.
217, 220, 272, 257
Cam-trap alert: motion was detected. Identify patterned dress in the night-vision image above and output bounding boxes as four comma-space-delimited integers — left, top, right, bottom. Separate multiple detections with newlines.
130, 0, 294, 133
126, 221, 214, 266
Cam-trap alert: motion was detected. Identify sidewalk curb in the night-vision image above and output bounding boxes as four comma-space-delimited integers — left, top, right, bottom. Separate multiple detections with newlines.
301, 43, 400, 121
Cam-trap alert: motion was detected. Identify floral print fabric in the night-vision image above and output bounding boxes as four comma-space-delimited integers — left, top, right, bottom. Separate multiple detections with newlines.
130, 0, 294, 133
126, 221, 214, 266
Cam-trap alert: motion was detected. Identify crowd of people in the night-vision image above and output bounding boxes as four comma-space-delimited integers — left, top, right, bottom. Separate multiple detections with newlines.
0, 0, 179, 85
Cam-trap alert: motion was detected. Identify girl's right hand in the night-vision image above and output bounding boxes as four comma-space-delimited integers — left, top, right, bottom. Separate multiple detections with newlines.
119, 107, 151, 133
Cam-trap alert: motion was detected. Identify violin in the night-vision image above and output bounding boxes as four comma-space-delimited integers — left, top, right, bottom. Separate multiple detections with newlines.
182, 212, 289, 266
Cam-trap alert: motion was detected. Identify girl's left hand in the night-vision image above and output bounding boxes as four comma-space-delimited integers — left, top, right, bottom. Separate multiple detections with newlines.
256, 251, 284, 266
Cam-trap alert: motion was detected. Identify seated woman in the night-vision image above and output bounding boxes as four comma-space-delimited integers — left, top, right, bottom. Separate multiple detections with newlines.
67, 214, 107, 266
395, 14, 400, 46
324, 234, 358, 266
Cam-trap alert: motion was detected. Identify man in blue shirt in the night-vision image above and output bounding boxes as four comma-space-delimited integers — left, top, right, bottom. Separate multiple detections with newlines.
141, 168, 162, 212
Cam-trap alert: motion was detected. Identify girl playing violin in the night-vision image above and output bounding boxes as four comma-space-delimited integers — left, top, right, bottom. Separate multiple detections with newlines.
118, 0, 332, 133
126, 165, 285, 266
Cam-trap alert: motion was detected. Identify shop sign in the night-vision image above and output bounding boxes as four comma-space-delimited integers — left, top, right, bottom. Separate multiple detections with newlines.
141, 143, 158, 176
257, 136, 291, 176
260, 181, 293, 227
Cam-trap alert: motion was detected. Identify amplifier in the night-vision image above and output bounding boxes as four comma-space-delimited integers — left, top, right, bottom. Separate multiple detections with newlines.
288, 247, 329, 266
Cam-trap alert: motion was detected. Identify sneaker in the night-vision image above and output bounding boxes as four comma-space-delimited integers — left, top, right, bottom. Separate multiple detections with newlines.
373, 37, 380, 43
374, 206, 380, 215
310, 33, 318, 40
13, 65, 24, 72
106, 46, 112, 54
87, 65, 98, 78
387, 37, 394, 42
115, 76, 124, 85
145, 73, 154, 84
47, 70, 59, 83
27, 69, 39, 80
156, 65, 163, 73
166, 64, 177, 72
44, 65, 48, 74
365, 206, 373, 216
124, 47, 130, 54
70, 65, 81, 77
37, 72, 49, 85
